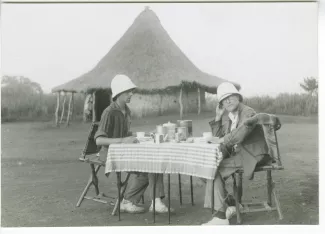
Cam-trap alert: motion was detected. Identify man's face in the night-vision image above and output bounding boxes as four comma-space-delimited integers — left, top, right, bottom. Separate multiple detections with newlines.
119, 89, 134, 103
221, 94, 240, 112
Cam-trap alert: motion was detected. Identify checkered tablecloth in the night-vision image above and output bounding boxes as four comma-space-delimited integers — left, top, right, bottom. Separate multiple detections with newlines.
105, 143, 223, 180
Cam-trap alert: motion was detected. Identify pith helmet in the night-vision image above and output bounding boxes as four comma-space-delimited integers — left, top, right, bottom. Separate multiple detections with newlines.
217, 82, 243, 103
111, 74, 137, 99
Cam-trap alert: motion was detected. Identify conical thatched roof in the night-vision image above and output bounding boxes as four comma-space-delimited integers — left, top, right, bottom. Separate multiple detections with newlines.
52, 7, 240, 94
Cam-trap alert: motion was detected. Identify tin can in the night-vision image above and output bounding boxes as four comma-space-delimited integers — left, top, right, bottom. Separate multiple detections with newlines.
167, 129, 176, 141
156, 125, 167, 135
163, 122, 176, 141
175, 132, 181, 142
177, 127, 187, 141
155, 134, 164, 144
177, 120, 193, 137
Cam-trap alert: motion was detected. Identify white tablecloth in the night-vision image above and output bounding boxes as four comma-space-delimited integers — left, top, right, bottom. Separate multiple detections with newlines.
105, 143, 223, 179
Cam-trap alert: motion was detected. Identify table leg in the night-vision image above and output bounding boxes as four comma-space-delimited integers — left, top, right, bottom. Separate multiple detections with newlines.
190, 176, 194, 206
153, 173, 157, 223
211, 179, 215, 214
178, 174, 182, 206
116, 172, 121, 221
168, 174, 171, 224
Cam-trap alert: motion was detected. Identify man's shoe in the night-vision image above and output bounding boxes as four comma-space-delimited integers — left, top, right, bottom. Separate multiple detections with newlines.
120, 199, 145, 214
149, 198, 175, 213
226, 205, 243, 219
201, 217, 230, 225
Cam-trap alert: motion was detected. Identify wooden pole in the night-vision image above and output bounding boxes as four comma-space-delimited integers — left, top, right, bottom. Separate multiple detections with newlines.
60, 92, 67, 124
55, 92, 61, 127
198, 87, 201, 115
83, 94, 89, 122
71, 92, 74, 121
179, 86, 183, 120
66, 92, 74, 126
92, 91, 97, 122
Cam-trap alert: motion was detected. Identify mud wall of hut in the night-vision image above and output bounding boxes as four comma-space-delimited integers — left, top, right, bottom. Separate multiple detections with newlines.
129, 88, 206, 118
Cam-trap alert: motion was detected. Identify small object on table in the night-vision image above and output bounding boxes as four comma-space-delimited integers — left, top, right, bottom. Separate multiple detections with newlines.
203, 132, 213, 140
177, 127, 187, 141
175, 132, 181, 143
163, 121, 177, 141
137, 136, 155, 144
136, 132, 145, 138
186, 137, 194, 143
193, 137, 209, 144
155, 134, 164, 144
177, 120, 193, 137
156, 125, 168, 135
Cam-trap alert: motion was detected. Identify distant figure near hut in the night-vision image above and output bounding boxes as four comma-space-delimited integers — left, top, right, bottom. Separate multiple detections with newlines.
83, 94, 93, 122
52, 7, 239, 125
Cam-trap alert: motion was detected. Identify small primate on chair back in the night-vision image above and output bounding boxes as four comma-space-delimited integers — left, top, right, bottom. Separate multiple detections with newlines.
244, 113, 282, 167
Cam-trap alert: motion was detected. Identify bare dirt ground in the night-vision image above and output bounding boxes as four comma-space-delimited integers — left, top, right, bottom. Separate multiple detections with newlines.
1, 112, 318, 226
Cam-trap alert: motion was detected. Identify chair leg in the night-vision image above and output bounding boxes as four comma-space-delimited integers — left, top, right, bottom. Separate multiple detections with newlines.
90, 164, 100, 195
267, 170, 272, 206
168, 174, 171, 224
237, 173, 243, 204
116, 172, 122, 221
76, 175, 93, 207
233, 174, 242, 224
190, 176, 194, 205
178, 174, 183, 206
76, 164, 101, 207
272, 182, 284, 220
112, 173, 131, 216
153, 174, 157, 223
211, 178, 215, 214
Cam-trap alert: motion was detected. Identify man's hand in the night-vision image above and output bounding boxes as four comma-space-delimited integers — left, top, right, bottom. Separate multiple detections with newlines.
215, 105, 225, 121
208, 137, 224, 144
122, 136, 139, 144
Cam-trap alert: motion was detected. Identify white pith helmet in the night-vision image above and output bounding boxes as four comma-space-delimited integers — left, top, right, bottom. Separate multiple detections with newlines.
111, 74, 137, 99
217, 82, 242, 103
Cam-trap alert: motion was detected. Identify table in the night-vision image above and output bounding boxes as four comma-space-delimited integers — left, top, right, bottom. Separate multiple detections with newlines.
106, 143, 224, 223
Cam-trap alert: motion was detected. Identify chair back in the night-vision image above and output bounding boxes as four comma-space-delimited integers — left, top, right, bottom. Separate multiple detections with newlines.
81, 122, 101, 158
244, 113, 282, 166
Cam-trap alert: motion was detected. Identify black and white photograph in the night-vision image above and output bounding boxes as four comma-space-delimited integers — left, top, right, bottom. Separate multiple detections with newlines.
0, 0, 321, 230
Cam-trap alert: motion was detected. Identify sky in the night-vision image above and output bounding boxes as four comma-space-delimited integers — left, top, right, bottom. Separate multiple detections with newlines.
1, 2, 318, 97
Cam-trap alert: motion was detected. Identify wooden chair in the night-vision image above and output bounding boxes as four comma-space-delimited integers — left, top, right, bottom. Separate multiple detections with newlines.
76, 122, 138, 215
232, 113, 284, 224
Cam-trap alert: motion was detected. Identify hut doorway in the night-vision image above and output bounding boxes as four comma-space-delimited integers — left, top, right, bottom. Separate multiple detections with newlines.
83, 89, 112, 122
95, 89, 112, 122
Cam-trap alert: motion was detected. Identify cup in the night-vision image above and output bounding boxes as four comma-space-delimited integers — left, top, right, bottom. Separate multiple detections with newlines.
156, 125, 167, 135
136, 132, 145, 138
203, 132, 213, 139
155, 134, 164, 144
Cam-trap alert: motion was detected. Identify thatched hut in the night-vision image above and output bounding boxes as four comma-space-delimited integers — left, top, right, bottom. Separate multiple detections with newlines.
52, 7, 240, 125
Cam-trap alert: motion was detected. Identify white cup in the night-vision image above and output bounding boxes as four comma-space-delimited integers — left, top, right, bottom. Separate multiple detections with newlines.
136, 132, 145, 138
155, 134, 164, 144
203, 132, 213, 139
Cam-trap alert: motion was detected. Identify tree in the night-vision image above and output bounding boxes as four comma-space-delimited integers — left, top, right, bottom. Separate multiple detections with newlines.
300, 77, 318, 96
1, 75, 43, 95
1, 75, 44, 120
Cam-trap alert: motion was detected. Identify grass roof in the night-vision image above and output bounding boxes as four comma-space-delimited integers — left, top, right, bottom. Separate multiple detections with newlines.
52, 7, 240, 94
